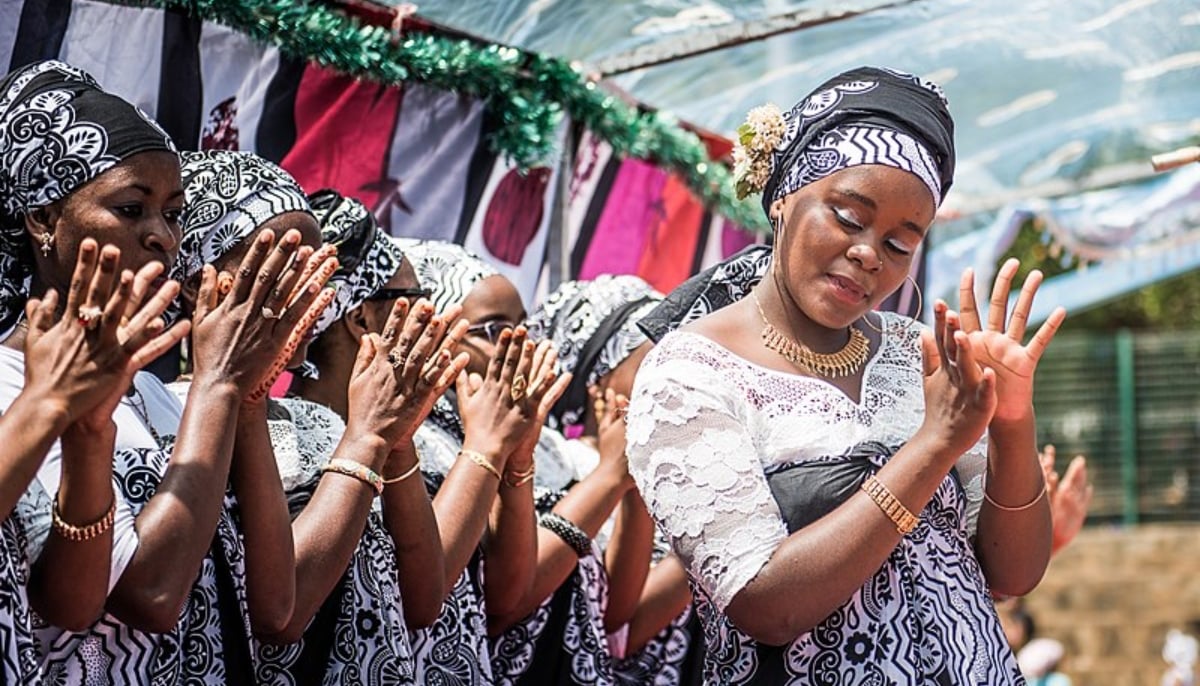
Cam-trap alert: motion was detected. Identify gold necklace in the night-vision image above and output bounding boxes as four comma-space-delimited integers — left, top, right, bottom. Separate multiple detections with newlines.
751, 290, 870, 378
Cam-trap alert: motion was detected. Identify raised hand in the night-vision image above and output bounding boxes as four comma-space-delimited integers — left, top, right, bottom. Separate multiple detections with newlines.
957, 259, 1066, 423
24, 239, 190, 430
918, 300, 997, 459
593, 386, 633, 488
457, 327, 571, 462
246, 244, 340, 402
345, 299, 469, 450
190, 230, 337, 401
1039, 444, 1093, 553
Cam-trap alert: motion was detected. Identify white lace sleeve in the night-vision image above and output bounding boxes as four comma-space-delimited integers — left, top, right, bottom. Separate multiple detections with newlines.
626, 344, 788, 613
956, 433, 990, 538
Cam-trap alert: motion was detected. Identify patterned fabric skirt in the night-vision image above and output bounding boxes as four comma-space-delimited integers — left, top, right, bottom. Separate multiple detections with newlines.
0, 515, 41, 685
40, 445, 254, 685
694, 445, 1024, 685
253, 478, 416, 686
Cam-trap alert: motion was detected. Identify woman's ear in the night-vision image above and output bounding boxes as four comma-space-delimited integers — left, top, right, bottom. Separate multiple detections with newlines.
24, 206, 56, 238
342, 303, 371, 340
768, 198, 786, 222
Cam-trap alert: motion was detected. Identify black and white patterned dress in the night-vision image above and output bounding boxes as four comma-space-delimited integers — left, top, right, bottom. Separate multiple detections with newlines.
0, 512, 41, 684
164, 388, 420, 686
486, 433, 618, 686
0, 348, 254, 684
410, 419, 496, 686
626, 315, 1014, 685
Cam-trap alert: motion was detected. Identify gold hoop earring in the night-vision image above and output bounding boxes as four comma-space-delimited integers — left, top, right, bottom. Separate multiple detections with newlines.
860, 275, 923, 334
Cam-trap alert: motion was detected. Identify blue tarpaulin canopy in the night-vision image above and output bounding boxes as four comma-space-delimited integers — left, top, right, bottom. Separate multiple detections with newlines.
384, 0, 1200, 315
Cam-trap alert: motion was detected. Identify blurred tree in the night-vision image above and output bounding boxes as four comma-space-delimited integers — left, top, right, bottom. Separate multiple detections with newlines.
997, 218, 1200, 331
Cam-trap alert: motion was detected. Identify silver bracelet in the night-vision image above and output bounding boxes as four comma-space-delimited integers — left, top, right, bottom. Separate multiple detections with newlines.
538, 512, 591, 557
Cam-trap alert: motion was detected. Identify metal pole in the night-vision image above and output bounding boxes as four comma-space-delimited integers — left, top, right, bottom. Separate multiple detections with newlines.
1115, 328, 1139, 525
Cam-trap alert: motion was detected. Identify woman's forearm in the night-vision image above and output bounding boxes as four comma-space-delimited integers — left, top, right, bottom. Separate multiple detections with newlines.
267, 432, 389, 643
603, 489, 654, 632
0, 394, 71, 518
29, 420, 115, 631
230, 401, 296, 637
430, 440, 505, 593
380, 441, 445, 629
108, 377, 242, 633
974, 410, 1052, 597
489, 464, 629, 632
626, 555, 691, 654
482, 474, 536, 624
725, 433, 959, 646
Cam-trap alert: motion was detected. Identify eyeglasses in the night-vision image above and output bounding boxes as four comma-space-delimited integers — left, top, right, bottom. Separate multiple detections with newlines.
365, 287, 432, 303
466, 320, 515, 343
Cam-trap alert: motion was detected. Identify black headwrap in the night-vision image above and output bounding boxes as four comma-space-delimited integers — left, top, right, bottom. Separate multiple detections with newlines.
641, 66, 955, 343
0, 60, 177, 338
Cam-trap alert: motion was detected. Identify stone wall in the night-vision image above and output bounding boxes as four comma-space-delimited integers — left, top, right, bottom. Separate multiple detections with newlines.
1023, 523, 1200, 685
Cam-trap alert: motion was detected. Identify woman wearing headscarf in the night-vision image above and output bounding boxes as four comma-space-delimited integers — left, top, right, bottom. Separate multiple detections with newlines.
0, 240, 185, 683
525, 273, 710, 686
399, 239, 572, 685
0, 60, 321, 683
182, 186, 459, 684
626, 66, 1067, 683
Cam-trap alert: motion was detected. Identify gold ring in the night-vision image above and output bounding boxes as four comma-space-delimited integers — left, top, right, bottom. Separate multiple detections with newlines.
510, 374, 528, 402
77, 306, 102, 331
387, 351, 403, 369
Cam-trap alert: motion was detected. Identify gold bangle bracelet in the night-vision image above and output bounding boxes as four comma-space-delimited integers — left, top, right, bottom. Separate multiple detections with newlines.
984, 480, 1048, 512
322, 458, 384, 495
504, 464, 536, 488
860, 475, 919, 535
460, 449, 502, 481
381, 459, 422, 485
52, 495, 117, 542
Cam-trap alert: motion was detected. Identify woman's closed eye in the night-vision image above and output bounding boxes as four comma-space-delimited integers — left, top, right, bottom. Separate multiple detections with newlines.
832, 206, 863, 231
885, 239, 915, 256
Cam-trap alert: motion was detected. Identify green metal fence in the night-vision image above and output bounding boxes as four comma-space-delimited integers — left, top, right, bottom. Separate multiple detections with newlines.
1033, 330, 1200, 524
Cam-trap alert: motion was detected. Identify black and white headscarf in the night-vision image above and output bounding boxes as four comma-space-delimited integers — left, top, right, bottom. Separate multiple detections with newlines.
641, 66, 956, 342
309, 189, 405, 337
173, 150, 311, 285
762, 66, 955, 214
525, 275, 663, 428
0, 59, 176, 339
396, 239, 497, 316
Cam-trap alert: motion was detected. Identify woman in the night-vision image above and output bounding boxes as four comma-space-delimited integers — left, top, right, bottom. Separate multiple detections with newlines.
626, 66, 1066, 683
0, 60, 326, 683
0, 239, 186, 682
525, 274, 705, 686
169, 183, 456, 684
400, 239, 576, 685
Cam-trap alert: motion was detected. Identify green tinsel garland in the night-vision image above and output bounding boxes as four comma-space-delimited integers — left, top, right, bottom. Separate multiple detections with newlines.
112, 0, 769, 232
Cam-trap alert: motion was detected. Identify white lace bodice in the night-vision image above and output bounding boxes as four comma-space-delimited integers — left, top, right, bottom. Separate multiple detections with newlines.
626, 312, 987, 612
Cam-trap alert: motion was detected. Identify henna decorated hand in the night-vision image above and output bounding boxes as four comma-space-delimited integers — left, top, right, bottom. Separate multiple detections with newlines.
190, 230, 337, 401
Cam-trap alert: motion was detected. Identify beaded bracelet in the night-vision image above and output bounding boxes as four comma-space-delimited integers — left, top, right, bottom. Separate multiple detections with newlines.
503, 464, 536, 488
538, 512, 592, 557
860, 475, 919, 535
322, 458, 384, 495
460, 449, 502, 481
52, 495, 117, 542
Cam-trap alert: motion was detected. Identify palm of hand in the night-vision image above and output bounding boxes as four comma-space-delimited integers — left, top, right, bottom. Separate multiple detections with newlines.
966, 329, 1035, 420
